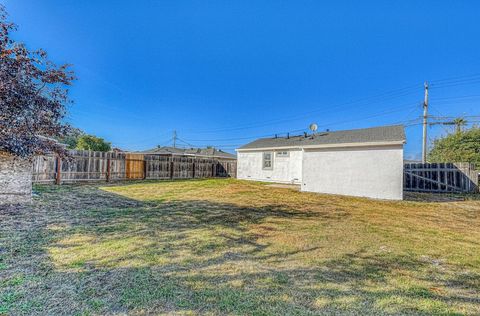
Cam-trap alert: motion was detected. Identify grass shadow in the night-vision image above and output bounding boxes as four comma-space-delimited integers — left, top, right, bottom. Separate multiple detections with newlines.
0, 179, 479, 315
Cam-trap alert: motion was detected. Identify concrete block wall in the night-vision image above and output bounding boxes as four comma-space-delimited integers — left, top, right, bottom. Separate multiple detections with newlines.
0, 153, 32, 205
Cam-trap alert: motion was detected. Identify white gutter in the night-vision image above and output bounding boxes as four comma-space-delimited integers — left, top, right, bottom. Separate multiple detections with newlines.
236, 140, 406, 152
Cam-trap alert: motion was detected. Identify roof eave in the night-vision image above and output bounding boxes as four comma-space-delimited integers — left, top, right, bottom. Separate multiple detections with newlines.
236, 140, 406, 152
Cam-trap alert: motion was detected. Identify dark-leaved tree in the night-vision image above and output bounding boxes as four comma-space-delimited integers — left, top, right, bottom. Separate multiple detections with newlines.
0, 5, 75, 158
56, 127, 85, 149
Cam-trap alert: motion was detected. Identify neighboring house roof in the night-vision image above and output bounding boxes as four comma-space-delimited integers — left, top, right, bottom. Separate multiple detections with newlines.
141, 146, 186, 155
141, 146, 237, 159
237, 125, 406, 151
185, 147, 237, 159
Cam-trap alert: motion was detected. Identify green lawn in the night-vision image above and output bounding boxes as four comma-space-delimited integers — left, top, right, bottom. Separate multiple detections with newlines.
0, 179, 479, 315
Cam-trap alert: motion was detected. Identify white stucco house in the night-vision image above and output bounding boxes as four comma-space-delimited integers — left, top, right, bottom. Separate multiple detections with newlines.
236, 125, 406, 200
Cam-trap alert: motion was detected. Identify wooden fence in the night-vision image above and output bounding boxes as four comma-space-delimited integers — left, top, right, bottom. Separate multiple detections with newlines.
32, 150, 236, 184
404, 162, 479, 193
125, 153, 145, 179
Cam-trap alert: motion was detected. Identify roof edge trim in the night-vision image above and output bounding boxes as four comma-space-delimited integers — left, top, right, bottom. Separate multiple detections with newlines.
236, 140, 406, 152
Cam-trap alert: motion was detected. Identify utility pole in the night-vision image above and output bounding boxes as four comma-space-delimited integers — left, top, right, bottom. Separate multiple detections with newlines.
173, 130, 177, 148
422, 81, 429, 163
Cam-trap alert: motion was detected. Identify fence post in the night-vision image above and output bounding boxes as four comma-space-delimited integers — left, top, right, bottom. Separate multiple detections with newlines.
143, 158, 147, 180
192, 160, 196, 179
170, 158, 174, 179
106, 158, 111, 182
55, 156, 61, 185
212, 163, 216, 178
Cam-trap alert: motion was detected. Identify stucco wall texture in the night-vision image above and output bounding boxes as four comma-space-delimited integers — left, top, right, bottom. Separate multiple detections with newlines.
237, 145, 404, 200
0, 154, 32, 205
236, 150, 302, 184
302, 145, 404, 200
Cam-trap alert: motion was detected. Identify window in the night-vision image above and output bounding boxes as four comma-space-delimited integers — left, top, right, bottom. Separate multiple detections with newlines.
262, 152, 273, 170
276, 151, 289, 157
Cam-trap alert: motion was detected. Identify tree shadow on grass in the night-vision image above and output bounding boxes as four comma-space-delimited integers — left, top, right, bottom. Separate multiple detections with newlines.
0, 183, 479, 315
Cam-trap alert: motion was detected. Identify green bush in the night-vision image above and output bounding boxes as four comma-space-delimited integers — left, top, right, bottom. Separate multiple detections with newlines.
76, 135, 111, 152
428, 127, 480, 164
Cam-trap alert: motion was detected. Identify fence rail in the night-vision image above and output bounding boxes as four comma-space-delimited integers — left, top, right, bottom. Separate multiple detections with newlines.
32, 150, 236, 184
404, 162, 479, 193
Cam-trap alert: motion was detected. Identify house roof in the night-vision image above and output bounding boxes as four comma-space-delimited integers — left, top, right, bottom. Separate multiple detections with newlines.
237, 125, 406, 151
141, 146, 237, 159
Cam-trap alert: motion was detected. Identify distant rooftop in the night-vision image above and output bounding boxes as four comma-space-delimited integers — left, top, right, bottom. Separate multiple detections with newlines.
141, 146, 236, 159
238, 125, 406, 150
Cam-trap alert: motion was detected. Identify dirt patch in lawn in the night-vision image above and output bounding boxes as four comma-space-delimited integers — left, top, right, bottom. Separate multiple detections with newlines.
265, 183, 301, 190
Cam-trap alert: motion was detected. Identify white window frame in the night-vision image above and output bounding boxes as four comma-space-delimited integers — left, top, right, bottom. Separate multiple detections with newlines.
276, 151, 289, 157
262, 152, 273, 170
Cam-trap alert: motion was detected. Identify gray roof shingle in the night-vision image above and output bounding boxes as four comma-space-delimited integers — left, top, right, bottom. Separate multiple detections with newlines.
141, 146, 236, 159
238, 125, 406, 150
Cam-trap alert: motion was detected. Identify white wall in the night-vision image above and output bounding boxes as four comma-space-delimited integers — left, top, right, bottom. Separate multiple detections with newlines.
301, 145, 404, 200
237, 149, 302, 184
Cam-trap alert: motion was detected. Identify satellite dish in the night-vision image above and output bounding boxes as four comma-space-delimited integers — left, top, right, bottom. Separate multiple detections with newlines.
309, 123, 318, 133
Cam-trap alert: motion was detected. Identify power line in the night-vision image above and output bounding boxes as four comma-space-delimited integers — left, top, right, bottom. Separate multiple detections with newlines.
428, 107, 457, 135
110, 132, 173, 146
182, 103, 420, 143
430, 94, 480, 101
429, 115, 480, 120
312, 103, 419, 129
431, 76, 480, 86
180, 118, 423, 149
430, 78, 480, 89
175, 137, 195, 148
189, 85, 422, 134
176, 80, 475, 149
429, 73, 480, 84
187, 73, 480, 135
67, 83, 420, 135
69, 73, 480, 136
158, 138, 173, 147
430, 100, 480, 108
70, 74, 480, 150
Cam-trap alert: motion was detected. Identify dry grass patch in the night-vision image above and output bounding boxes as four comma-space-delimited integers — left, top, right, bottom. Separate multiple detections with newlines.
0, 178, 479, 315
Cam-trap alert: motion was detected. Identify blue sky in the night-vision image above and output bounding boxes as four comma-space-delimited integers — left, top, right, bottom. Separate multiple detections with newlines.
5, 1, 480, 158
